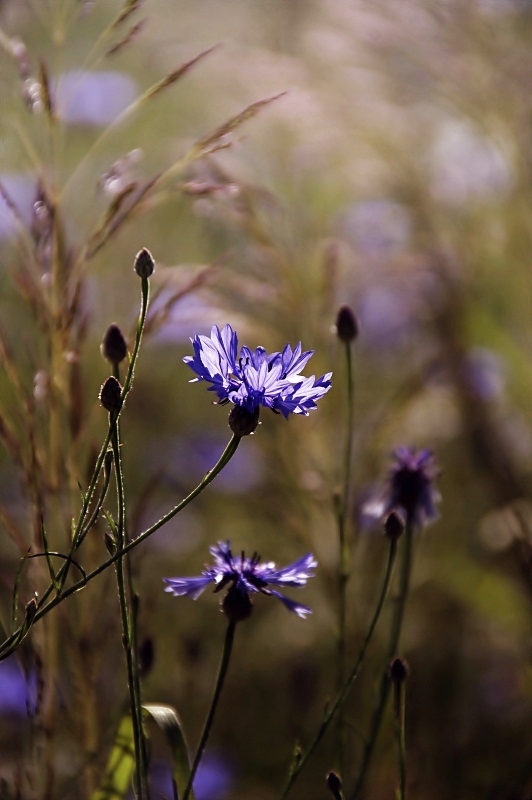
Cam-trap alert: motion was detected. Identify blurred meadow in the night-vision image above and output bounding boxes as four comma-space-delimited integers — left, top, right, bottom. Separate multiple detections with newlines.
1, 0, 532, 798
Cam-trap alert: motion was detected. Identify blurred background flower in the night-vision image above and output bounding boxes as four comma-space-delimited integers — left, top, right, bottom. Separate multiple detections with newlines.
1, 0, 532, 798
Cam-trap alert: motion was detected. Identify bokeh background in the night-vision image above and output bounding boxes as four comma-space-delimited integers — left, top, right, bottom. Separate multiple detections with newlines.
1, 1, 532, 798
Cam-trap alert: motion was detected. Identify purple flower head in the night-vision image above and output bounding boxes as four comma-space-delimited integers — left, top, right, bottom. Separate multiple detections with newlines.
164, 541, 317, 621
183, 325, 332, 427
386, 447, 440, 529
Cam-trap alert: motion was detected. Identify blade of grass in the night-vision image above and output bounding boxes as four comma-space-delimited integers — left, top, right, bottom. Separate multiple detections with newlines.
143, 704, 196, 800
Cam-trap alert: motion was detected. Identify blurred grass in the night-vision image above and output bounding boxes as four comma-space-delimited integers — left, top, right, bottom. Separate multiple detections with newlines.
1, 0, 532, 798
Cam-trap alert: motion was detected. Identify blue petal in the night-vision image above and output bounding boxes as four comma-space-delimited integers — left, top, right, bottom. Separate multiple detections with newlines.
163, 575, 213, 600
269, 590, 313, 618
258, 553, 317, 586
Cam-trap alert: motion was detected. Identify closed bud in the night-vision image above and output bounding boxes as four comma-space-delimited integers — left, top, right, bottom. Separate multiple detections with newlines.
389, 656, 409, 719
104, 530, 117, 556
335, 305, 358, 343
99, 376, 122, 413
384, 510, 405, 541
101, 323, 128, 366
228, 405, 260, 436
134, 247, 154, 278
24, 597, 37, 627
389, 656, 410, 684
326, 771, 343, 800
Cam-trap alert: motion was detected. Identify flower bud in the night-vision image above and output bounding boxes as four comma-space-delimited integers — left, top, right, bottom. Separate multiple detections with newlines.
24, 597, 37, 627
228, 405, 260, 436
389, 656, 410, 684
335, 305, 358, 343
104, 530, 117, 556
99, 376, 122, 413
326, 771, 343, 799
389, 656, 409, 719
101, 323, 128, 366
134, 247, 154, 278
384, 510, 405, 541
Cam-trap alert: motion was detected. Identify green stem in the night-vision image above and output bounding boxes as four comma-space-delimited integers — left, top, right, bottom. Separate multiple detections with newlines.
336, 339, 355, 770
0, 434, 242, 661
111, 402, 150, 800
349, 521, 414, 800
182, 620, 237, 800
395, 677, 407, 800
279, 535, 398, 800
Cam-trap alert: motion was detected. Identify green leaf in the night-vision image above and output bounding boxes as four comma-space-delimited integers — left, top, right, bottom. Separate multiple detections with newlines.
91, 715, 135, 800
143, 703, 195, 800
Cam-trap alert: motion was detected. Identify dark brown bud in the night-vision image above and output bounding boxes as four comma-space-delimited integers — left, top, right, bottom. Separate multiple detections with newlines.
101, 323, 128, 366
24, 597, 37, 627
384, 510, 405, 541
389, 656, 410, 684
335, 305, 358, 343
326, 771, 343, 800
104, 530, 117, 556
134, 247, 154, 278
228, 405, 260, 436
221, 586, 252, 622
99, 376, 122, 413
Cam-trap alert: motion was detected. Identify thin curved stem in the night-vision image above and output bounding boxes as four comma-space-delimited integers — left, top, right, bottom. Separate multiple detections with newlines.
279, 535, 398, 800
349, 521, 414, 800
182, 620, 237, 800
0, 433, 242, 661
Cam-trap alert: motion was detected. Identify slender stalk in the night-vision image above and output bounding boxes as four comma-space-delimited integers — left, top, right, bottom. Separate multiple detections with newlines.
336, 337, 355, 771
0, 433, 242, 661
349, 520, 415, 800
395, 677, 407, 800
182, 620, 237, 800
111, 402, 149, 800
279, 535, 398, 800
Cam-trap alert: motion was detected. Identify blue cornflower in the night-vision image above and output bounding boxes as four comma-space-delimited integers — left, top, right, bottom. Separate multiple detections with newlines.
164, 541, 317, 621
386, 447, 440, 529
183, 325, 332, 431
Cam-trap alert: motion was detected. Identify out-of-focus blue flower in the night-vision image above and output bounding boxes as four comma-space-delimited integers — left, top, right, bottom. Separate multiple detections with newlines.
55, 70, 137, 126
164, 541, 317, 620
463, 347, 506, 402
386, 447, 440, 529
141, 754, 233, 800
183, 324, 332, 420
0, 661, 36, 715
0, 174, 36, 240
